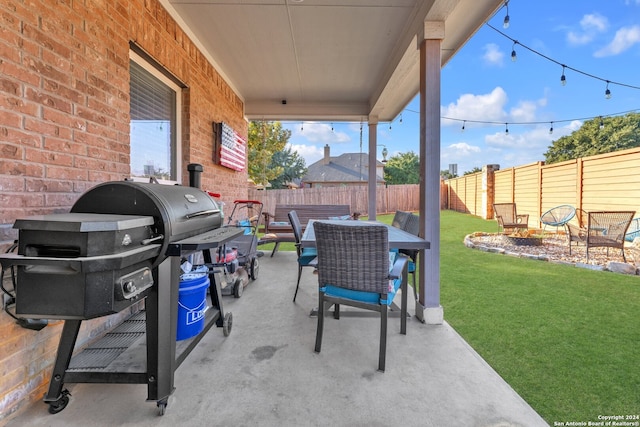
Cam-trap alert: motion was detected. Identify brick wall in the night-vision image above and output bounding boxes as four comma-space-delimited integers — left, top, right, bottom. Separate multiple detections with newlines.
0, 0, 248, 421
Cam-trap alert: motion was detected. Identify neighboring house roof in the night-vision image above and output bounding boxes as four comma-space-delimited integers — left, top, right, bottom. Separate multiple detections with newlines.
303, 152, 385, 184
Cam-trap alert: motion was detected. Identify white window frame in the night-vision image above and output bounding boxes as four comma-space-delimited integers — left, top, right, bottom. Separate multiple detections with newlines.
129, 50, 182, 184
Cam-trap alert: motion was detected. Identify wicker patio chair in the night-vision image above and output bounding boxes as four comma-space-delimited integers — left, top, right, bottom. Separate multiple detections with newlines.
313, 221, 409, 372
567, 210, 635, 262
288, 210, 318, 302
391, 211, 420, 302
492, 203, 529, 234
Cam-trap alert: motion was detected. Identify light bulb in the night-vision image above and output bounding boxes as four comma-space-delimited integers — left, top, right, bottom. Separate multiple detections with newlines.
605, 81, 612, 99
461, 121, 466, 132
511, 49, 517, 62
549, 123, 554, 135
503, 1, 510, 29
560, 66, 566, 86
505, 123, 509, 134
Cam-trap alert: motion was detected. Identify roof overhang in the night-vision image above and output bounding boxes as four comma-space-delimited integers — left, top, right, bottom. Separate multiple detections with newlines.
162, 0, 504, 122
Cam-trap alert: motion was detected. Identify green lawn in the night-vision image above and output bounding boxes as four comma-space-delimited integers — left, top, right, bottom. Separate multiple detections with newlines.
439, 210, 640, 424
264, 211, 640, 423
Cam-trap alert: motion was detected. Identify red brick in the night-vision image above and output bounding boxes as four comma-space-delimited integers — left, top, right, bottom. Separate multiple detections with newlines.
0, 94, 40, 117
0, 110, 22, 128
0, 38, 21, 64
25, 87, 73, 114
0, 174, 24, 192
0, 142, 22, 159
25, 178, 73, 193
44, 136, 86, 155
42, 107, 87, 131
24, 118, 72, 140
44, 192, 78, 207
0, 192, 44, 208
0, 127, 41, 147
23, 23, 73, 61
25, 147, 73, 166
45, 165, 88, 181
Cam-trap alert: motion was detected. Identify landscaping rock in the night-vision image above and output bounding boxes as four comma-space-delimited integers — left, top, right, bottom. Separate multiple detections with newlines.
465, 232, 640, 275
606, 261, 638, 275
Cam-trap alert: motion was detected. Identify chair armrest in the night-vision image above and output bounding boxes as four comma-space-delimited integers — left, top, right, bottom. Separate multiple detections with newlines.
262, 212, 274, 231
516, 214, 529, 224
388, 255, 409, 280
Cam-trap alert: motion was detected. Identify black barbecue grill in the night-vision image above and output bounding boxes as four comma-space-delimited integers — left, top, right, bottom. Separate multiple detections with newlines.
0, 169, 243, 415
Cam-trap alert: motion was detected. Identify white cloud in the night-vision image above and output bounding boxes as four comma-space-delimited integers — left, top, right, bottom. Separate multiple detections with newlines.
509, 101, 538, 122
567, 13, 609, 46
441, 87, 508, 124
288, 143, 324, 166
594, 25, 640, 57
482, 43, 504, 66
293, 122, 350, 144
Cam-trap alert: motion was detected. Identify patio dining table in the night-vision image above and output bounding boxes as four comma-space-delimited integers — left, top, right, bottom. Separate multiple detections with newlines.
300, 219, 430, 251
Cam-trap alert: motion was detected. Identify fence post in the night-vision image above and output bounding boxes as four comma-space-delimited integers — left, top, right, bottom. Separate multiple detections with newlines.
481, 164, 498, 220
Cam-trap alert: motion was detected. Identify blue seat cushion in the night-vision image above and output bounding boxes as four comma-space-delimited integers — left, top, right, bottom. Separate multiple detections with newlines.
299, 247, 317, 265
408, 260, 415, 273
320, 276, 402, 306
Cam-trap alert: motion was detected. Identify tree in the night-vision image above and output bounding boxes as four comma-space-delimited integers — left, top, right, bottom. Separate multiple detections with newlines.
544, 113, 640, 164
440, 169, 457, 179
268, 146, 307, 189
464, 167, 482, 175
383, 151, 420, 184
247, 121, 291, 186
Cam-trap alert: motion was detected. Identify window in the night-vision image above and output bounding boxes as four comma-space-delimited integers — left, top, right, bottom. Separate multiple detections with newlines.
129, 51, 182, 182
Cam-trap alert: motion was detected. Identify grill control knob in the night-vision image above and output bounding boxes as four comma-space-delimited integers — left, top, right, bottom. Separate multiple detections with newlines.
124, 281, 137, 293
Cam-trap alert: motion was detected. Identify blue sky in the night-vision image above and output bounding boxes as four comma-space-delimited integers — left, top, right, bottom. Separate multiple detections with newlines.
283, 0, 640, 175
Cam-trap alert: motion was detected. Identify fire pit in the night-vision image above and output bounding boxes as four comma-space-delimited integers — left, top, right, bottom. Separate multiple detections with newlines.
505, 235, 544, 246
504, 229, 545, 246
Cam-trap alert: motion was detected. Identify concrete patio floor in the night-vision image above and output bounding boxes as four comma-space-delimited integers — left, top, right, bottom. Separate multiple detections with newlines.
6, 251, 549, 427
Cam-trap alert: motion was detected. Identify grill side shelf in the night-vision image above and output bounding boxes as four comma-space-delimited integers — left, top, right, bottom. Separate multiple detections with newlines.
166, 226, 244, 256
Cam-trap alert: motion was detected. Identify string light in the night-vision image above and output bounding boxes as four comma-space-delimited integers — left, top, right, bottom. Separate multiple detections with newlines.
502, 0, 510, 29
331, 123, 334, 132
487, 23, 640, 96
510, 41, 517, 62
399, 113, 403, 124
605, 81, 611, 99
560, 65, 566, 86
437, 108, 639, 130
279, 108, 640, 136
549, 122, 554, 134
505, 123, 509, 134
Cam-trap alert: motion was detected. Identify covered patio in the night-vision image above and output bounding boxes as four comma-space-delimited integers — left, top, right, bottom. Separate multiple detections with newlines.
7, 251, 547, 426
167, 0, 507, 322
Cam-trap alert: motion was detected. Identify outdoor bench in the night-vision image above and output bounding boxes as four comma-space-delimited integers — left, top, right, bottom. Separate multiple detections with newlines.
258, 204, 353, 256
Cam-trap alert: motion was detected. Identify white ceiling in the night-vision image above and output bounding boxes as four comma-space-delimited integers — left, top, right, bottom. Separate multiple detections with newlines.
163, 0, 504, 122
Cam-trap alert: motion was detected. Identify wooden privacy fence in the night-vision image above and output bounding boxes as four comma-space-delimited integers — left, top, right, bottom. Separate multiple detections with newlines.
444, 147, 640, 228
247, 183, 446, 218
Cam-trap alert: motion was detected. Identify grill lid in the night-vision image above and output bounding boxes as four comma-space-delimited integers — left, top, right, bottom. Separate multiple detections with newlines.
69, 181, 223, 264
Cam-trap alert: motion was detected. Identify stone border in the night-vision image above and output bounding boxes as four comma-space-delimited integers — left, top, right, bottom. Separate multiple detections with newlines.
464, 233, 640, 276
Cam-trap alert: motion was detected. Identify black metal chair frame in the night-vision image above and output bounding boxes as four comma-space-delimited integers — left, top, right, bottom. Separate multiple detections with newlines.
288, 210, 317, 302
